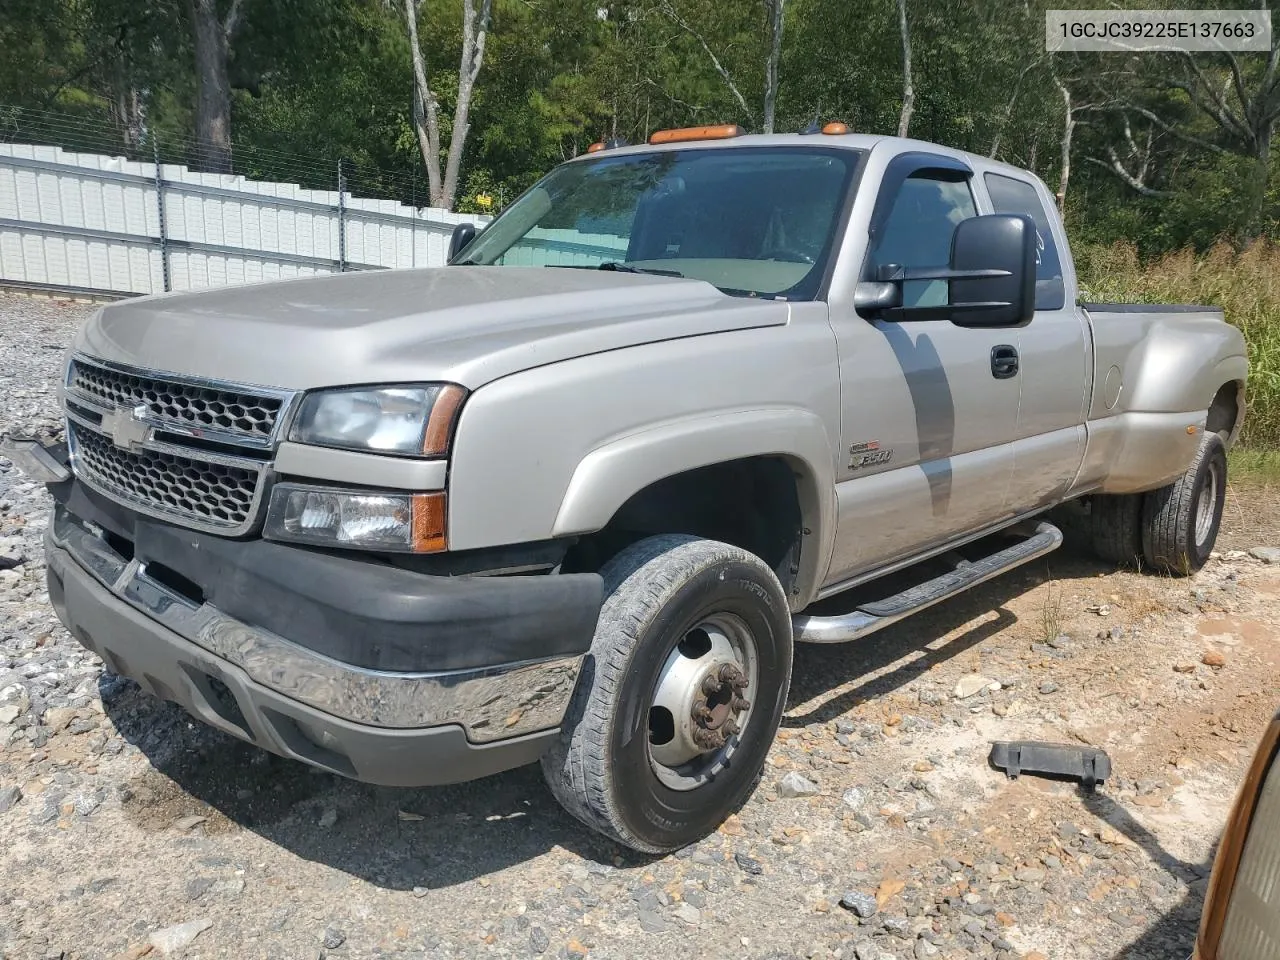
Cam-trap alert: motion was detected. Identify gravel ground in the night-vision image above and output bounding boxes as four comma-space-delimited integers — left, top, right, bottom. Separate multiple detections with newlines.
1, 291, 1278, 960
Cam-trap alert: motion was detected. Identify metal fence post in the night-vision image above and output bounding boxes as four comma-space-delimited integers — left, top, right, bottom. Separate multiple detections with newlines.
153, 140, 171, 292
337, 158, 347, 272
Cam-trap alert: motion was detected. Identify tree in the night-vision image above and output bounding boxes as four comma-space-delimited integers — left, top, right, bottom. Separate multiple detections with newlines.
186, 0, 246, 173
762, 0, 785, 134
658, 0, 788, 133
895, 0, 912, 137
1126, 46, 1280, 241
403, 0, 493, 210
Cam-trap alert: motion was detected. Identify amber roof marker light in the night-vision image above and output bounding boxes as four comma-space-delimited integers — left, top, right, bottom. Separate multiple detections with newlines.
648, 124, 745, 145
822, 122, 850, 135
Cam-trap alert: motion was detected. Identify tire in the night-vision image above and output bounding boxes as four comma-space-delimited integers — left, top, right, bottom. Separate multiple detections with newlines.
1088, 494, 1144, 566
1141, 433, 1227, 575
541, 534, 793, 854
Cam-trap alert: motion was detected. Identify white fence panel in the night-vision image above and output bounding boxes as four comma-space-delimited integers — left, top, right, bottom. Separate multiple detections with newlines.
0, 142, 492, 297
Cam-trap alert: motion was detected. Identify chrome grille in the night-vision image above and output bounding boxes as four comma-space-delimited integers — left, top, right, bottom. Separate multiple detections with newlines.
70, 424, 262, 531
69, 357, 285, 443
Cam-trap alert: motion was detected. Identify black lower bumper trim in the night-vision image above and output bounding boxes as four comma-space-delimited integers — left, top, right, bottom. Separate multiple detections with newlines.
51, 479, 603, 673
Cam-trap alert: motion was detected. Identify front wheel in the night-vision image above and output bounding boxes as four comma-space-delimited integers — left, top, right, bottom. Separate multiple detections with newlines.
541, 535, 793, 853
1141, 433, 1227, 575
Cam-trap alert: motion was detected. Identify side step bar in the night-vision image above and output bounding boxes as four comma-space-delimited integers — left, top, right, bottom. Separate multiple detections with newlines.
792, 521, 1063, 644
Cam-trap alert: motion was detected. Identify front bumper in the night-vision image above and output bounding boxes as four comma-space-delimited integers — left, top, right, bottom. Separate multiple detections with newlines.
44, 503, 601, 786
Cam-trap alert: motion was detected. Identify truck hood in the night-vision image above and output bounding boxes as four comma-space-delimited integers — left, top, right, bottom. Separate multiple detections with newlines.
73, 267, 789, 390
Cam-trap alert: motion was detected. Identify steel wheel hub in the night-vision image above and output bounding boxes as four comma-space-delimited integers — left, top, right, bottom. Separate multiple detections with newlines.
647, 615, 758, 791
1195, 458, 1221, 547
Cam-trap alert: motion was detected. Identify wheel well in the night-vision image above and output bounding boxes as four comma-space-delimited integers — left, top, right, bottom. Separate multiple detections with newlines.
561, 457, 804, 591
1207, 381, 1243, 445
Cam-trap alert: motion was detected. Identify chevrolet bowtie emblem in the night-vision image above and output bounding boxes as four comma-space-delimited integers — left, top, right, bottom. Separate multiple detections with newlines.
101, 403, 153, 452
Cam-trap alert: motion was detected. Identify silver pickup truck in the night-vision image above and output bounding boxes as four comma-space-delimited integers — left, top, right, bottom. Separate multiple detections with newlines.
3, 125, 1248, 854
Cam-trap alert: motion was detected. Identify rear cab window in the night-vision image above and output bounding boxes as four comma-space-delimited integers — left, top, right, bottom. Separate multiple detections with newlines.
983, 173, 1067, 310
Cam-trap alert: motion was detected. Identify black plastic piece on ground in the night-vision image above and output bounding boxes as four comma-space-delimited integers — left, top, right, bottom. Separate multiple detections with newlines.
989, 741, 1112, 792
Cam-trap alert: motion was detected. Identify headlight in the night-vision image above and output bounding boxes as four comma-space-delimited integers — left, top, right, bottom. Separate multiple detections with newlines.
264, 483, 446, 553
289, 384, 466, 456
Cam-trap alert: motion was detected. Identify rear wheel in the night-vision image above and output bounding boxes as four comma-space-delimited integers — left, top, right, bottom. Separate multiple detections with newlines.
1089, 493, 1144, 566
541, 535, 793, 853
1141, 433, 1227, 575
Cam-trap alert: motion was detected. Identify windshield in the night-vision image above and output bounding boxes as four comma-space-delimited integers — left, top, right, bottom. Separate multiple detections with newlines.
458, 146, 860, 300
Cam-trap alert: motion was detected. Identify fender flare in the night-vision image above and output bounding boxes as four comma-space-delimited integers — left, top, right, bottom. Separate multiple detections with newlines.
552, 407, 837, 608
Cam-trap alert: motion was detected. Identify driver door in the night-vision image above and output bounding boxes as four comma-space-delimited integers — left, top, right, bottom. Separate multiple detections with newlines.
823, 164, 1021, 586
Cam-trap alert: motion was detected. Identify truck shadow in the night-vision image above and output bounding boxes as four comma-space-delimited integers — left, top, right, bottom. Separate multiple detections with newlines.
101, 682, 625, 890
99, 543, 1121, 890
1077, 789, 1215, 959
782, 547, 1110, 726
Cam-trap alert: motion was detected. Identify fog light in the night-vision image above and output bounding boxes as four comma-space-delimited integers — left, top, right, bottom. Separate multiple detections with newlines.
264, 484, 446, 553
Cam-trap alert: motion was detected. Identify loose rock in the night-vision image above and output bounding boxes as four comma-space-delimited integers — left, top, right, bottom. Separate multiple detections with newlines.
839, 891, 878, 918
842, 786, 868, 811
734, 852, 764, 875
673, 902, 701, 925
0, 784, 22, 814
321, 927, 346, 949
777, 771, 820, 798
529, 927, 550, 953
148, 919, 213, 955
953, 675, 994, 699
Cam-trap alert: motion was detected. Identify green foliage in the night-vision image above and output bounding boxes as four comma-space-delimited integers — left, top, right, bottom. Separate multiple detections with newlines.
1077, 241, 1280, 448
0, 0, 1276, 248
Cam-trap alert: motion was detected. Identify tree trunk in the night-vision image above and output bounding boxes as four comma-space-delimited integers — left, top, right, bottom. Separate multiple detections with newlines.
1055, 79, 1074, 212
187, 0, 240, 174
1242, 121, 1273, 244
404, 0, 444, 206
440, 0, 492, 210
896, 0, 914, 138
405, 0, 491, 211
762, 0, 785, 135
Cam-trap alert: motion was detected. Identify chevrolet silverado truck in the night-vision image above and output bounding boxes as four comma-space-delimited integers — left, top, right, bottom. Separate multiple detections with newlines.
2, 124, 1248, 854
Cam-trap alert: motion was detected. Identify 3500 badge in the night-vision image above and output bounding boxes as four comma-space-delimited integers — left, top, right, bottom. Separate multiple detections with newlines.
849, 440, 893, 470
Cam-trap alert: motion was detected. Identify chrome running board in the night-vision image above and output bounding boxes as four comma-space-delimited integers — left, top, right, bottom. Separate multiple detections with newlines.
792, 521, 1063, 644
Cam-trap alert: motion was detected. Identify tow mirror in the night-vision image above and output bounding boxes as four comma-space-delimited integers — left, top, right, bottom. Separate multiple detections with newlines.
855, 214, 1036, 327
448, 222, 477, 262
947, 214, 1036, 328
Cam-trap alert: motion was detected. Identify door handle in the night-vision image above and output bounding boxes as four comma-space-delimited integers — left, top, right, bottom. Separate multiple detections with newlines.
991, 345, 1019, 379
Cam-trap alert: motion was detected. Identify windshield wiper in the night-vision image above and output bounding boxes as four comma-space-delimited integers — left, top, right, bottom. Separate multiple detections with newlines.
550, 262, 685, 278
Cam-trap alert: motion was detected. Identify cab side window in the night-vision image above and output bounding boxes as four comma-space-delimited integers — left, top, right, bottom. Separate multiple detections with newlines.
983, 173, 1066, 310
870, 174, 977, 307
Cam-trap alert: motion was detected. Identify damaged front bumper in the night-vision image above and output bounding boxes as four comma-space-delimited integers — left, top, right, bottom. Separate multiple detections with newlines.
44, 504, 599, 785
16, 421, 604, 785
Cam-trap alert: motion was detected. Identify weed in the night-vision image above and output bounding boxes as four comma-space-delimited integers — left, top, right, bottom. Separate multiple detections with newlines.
1039, 577, 1063, 646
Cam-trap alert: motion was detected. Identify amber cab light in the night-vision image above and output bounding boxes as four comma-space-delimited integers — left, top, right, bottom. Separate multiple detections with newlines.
822, 122, 850, 135
648, 124, 745, 145
586, 142, 605, 153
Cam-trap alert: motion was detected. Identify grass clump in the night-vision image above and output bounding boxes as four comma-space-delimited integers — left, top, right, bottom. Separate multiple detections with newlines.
1075, 240, 1280, 448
